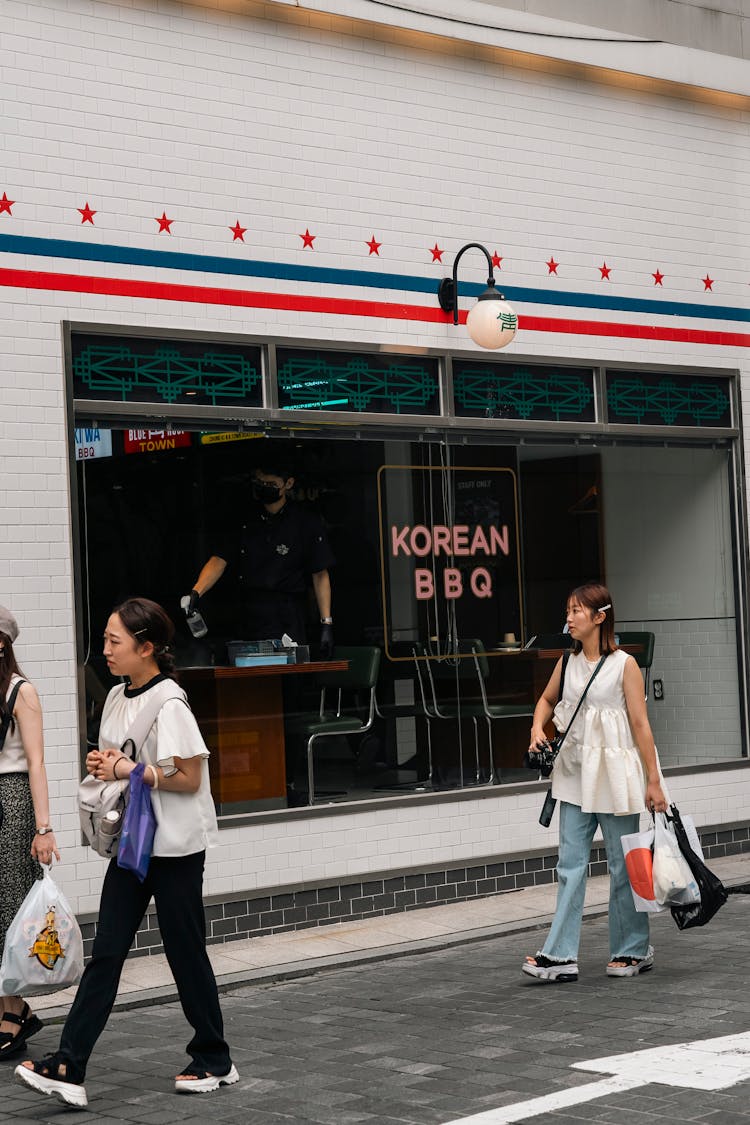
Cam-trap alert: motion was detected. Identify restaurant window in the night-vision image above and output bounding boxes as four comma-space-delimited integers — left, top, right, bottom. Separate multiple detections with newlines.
70, 330, 746, 817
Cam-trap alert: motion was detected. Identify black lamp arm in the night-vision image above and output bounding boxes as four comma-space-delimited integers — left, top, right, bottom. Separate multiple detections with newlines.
437, 242, 496, 325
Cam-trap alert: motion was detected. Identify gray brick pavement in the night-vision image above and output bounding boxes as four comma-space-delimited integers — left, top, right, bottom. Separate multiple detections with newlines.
4, 894, 750, 1123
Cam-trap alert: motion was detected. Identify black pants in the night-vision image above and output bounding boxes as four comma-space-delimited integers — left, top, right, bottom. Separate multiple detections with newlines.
58, 852, 231, 1082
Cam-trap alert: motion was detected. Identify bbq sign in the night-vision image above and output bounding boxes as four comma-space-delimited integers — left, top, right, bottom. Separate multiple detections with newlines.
377, 465, 522, 659
390, 522, 509, 600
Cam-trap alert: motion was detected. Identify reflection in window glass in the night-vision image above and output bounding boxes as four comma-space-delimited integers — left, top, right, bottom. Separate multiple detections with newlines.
74, 427, 743, 815
606, 370, 731, 427
276, 349, 440, 414
72, 333, 263, 407
453, 360, 595, 421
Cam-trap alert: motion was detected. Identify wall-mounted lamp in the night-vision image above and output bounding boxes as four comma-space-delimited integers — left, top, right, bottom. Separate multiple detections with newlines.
438, 242, 518, 350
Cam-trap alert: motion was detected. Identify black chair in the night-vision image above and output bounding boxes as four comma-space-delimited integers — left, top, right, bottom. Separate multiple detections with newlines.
617, 631, 655, 699
286, 646, 381, 805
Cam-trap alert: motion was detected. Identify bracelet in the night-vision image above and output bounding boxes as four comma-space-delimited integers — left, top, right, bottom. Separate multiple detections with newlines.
149, 764, 159, 790
113, 756, 126, 781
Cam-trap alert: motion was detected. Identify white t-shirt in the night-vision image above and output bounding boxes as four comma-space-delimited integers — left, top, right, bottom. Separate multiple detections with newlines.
98, 675, 219, 857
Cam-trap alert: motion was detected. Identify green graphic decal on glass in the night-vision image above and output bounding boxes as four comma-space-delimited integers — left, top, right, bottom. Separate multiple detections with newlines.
72, 335, 262, 407
453, 362, 595, 421
276, 349, 440, 415
607, 372, 731, 427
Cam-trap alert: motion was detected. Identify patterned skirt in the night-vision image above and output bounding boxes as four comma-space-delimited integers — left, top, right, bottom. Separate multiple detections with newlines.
0, 773, 42, 962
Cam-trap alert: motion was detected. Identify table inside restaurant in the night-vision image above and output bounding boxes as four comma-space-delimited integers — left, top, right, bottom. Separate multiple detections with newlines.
181, 661, 349, 812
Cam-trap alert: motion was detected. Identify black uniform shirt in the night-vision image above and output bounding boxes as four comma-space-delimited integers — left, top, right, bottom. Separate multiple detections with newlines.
214, 502, 335, 640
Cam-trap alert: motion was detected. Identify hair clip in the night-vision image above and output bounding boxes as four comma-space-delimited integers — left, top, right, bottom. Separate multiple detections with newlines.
598, 604, 611, 612
134, 627, 148, 636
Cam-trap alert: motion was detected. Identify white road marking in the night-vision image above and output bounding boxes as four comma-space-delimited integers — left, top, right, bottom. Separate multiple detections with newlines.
440, 1075, 643, 1124
443, 1031, 750, 1124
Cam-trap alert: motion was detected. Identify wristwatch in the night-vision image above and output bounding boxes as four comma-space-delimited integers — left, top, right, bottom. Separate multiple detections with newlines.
36, 826, 54, 835
320, 616, 333, 624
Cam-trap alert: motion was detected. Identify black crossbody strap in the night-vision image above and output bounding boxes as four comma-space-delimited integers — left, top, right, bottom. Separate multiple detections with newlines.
0, 679, 27, 752
555, 654, 608, 753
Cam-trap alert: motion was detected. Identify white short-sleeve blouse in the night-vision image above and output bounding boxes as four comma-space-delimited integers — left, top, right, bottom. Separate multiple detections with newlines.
98, 675, 219, 857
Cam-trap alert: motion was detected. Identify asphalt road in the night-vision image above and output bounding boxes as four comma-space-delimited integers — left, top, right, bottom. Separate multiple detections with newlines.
3, 892, 750, 1124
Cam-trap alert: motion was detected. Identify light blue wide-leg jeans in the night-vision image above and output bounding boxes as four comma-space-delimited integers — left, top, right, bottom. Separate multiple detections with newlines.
541, 801, 651, 962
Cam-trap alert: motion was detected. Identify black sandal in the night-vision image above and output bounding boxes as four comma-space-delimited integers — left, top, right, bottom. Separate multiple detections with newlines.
14, 1052, 87, 1107
0, 1003, 44, 1059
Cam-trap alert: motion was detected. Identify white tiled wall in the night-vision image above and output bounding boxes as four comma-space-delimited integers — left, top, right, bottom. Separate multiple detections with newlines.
1, 0, 749, 912
622, 618, 742, 765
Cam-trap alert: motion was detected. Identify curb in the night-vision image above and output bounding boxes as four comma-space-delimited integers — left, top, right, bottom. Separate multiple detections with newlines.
37, 876, 750, 1024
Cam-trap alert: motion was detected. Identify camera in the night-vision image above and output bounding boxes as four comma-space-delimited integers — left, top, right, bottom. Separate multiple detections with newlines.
523, 737, 561, 778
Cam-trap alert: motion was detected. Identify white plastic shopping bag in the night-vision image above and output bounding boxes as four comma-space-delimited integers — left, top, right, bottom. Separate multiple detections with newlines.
652, 813, 701, 906
620, 823, 665, 913
0, 865, 83, 996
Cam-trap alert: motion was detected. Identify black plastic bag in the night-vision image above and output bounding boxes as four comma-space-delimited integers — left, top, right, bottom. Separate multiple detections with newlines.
669, 804, 728, 930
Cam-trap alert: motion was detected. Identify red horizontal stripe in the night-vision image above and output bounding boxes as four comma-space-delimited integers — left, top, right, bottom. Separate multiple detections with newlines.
1, 266, 749, 347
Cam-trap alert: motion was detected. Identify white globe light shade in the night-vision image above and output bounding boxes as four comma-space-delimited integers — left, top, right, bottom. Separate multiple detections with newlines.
466, 296, 518, 350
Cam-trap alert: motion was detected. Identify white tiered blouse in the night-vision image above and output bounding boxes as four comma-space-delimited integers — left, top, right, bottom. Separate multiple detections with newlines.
551, 648, 648, 816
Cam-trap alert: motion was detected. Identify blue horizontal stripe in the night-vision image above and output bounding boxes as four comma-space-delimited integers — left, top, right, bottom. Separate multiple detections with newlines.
1, 232, 748, 325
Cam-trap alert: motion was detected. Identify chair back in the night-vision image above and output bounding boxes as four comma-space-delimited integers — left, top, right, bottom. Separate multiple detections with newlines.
427, 639, 487, 680
315, 646, 381, 691
617, 631, 654, 669
616, 631, 655, 698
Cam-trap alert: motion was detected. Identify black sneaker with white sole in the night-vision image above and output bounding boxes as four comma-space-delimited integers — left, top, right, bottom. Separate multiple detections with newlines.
14, 1055, 88, 1108
175, 1063, 240, 1094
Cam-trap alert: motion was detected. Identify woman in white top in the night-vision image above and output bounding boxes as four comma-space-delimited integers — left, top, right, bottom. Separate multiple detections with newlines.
522, 582, 668, 984
17, 598, 237, 1109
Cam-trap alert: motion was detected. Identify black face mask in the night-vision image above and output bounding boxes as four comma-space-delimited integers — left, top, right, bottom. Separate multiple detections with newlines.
253, 481, 284, 504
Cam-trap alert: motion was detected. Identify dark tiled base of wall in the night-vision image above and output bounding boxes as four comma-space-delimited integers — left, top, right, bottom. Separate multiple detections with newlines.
79, 824, 750, 962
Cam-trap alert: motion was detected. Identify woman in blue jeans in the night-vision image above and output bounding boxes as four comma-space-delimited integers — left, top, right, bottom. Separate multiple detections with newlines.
522, 582, 667, 983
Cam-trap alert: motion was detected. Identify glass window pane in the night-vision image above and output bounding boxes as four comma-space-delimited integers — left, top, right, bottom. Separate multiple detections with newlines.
276, 348, 440, 415
453, 360, 595, 421
606, 369, 731, 427
72, 332, 263, 407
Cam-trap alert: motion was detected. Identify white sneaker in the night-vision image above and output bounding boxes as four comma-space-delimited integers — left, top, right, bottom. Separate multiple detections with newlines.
607, 947, 655, 977
14, 1062, 88, 1108
521, 953, 579, 982
175, 1063, 240, 1094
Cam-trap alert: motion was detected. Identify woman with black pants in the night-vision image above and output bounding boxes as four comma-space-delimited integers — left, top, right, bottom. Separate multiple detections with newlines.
16, 597, 237, 1109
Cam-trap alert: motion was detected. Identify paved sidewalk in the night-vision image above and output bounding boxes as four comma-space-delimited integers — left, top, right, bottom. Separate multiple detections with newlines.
32, 851, 750, 1022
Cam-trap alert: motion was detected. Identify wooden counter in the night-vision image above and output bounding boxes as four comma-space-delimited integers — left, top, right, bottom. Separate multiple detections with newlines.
181, 661, 348, 811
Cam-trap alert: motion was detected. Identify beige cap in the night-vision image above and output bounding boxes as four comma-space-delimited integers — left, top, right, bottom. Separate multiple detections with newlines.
0, 605, 19, 644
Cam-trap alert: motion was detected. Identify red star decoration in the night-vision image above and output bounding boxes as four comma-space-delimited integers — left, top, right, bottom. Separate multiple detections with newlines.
229, 221, 247, 242
652, 269, 664, 286
366, 235, 381, 256
78, 202, 96, 224
155, 212, 174, 234
702, 274, 714, 291
299, 228, 315, 249
491, 251, 503, 268
546, 257, 559, 275
0, 192, 15, 216
599, 262, 612, 280
430, 243, 444, 263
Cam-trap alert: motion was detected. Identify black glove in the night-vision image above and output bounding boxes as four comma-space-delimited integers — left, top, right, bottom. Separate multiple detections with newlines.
320, 622, 334, 660
187, 589, 200, 617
